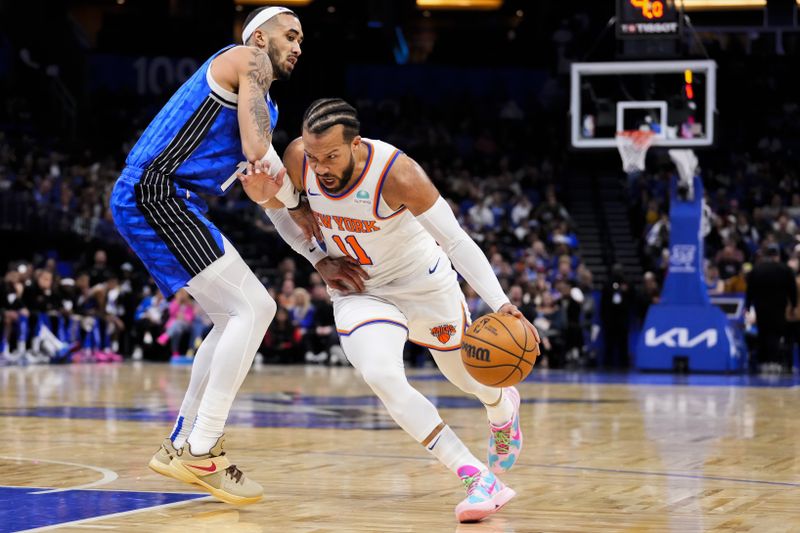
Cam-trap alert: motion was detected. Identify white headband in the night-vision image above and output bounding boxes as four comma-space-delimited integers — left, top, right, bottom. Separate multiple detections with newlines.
242, 6, 295, 44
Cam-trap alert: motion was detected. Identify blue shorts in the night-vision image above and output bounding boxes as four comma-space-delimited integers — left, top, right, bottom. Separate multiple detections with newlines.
110, 166, 225, 298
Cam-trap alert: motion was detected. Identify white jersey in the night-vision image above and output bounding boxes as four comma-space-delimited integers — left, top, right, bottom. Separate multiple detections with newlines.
303, 138, 440, 291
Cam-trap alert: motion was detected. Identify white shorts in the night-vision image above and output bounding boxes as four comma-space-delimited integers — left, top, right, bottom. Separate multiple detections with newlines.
332, 250, 470, 352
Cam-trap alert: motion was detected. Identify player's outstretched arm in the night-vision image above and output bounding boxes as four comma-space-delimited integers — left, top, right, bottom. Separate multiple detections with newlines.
384, 155, 541, 342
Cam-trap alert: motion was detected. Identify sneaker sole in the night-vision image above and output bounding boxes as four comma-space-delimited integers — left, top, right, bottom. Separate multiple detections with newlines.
456, 487, 516, 523
168, 459, 263, 506
147, 457, 184, 481
489, 387, 523, 474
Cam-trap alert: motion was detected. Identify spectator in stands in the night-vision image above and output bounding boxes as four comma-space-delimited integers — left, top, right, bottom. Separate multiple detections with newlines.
556, 279, 584, 366
705, 263, 725, 294
157, 289, 195, 357
305, 284, 344, 364
534, 187, 570, 226
289, 287, 315, 338
1, 268, 26, 357
549, 221, 579, 250
133, 287, 167, 360
533, 290, 564, 368
784, 269, 800, 374
87, 249, 113, 286
715, 239, 745, 280
773, 213, 797, 253
576, 267, 597, 362
277, 278, 295, 310
724, 262, 750, 294
508, 284, 536, 324
601, 264, 633, 369
262, 307, 302, 364
635, 271, 661, 324
746, 244, 798, 373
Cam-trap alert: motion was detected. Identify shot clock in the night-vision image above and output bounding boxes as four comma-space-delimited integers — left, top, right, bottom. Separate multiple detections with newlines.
616, 0, 683, 38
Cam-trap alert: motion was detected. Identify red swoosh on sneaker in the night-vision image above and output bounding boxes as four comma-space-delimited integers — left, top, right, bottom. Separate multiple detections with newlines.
188, 462, 217, 473
486, 480, 497, 494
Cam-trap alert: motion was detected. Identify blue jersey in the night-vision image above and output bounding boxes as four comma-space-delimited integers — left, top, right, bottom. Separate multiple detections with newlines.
125, 45, 279, 196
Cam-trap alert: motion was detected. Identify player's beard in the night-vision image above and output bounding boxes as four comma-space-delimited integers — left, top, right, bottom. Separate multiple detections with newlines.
320, 153, 356, 194
268, 42, 292, 80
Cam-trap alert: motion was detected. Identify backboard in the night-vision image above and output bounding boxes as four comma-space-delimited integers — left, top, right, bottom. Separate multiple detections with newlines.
570, 60, 717, 149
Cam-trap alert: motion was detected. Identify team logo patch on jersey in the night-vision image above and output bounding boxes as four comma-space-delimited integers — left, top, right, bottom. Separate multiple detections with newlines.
431, 324, 458, 344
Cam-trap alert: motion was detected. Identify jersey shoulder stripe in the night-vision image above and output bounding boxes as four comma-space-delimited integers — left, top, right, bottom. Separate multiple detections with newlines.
373, 149, 405, 221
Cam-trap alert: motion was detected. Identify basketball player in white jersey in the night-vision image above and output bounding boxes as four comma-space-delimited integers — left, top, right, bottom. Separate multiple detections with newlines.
262, 99, 541, 523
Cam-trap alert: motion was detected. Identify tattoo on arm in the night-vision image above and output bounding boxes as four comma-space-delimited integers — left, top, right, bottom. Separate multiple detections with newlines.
247, 48, 274, 143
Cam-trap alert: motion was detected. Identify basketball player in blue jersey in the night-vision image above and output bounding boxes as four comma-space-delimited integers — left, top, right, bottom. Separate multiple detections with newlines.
268, 99, 542, 523
109, 7, 339, 505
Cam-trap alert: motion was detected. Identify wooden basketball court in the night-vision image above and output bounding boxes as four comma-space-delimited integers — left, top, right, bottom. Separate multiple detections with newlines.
1, 363, 799, 532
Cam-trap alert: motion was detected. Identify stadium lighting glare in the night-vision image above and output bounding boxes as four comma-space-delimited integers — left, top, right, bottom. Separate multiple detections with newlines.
679, 0, 800, 10
234, 0, 313, 6
416, 0, 503, 10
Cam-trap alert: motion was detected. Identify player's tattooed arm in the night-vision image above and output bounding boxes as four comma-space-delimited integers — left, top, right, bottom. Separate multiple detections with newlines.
247, 48, 273, 144
238, 47, 274, 162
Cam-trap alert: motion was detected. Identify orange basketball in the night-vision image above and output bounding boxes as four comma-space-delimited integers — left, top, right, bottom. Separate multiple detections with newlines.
461, 313, 539, 387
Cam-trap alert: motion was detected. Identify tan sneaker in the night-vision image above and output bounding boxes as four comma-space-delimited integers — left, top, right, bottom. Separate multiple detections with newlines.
168, 436, 263, 505
148, 438, 181, 480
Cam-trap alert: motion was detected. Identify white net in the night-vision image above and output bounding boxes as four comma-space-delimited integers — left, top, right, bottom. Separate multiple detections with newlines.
615, 130, 655, 173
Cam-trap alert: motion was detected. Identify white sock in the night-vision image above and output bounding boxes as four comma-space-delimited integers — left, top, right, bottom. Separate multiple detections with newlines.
426, 425, 485, 475
170, 415, 194, 449
484, 389, 514, 427
186, 387, 231, 455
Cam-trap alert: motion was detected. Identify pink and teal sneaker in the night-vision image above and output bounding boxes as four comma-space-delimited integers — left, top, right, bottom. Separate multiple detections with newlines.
454, 465, 516, 523
488, 386, 522, 473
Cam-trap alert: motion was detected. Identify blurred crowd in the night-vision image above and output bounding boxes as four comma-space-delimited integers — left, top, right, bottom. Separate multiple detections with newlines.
0, 91, 599, 369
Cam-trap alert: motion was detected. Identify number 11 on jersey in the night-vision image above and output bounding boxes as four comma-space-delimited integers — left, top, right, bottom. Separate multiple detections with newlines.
331, 235, 373, 265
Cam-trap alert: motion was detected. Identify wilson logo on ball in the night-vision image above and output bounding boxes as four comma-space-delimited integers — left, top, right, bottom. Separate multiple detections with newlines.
462, 342, 491, 362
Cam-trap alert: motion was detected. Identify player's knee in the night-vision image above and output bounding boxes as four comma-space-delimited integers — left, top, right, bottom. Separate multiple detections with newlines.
359, 364, 406, 398
246, 284, 276, 330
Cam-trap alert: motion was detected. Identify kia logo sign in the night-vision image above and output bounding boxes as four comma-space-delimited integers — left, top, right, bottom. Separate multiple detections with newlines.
644, 327, 718, 348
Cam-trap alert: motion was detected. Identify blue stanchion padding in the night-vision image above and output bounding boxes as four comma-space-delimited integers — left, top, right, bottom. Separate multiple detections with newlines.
637, 304, 739, 371
637, 176, 742, 372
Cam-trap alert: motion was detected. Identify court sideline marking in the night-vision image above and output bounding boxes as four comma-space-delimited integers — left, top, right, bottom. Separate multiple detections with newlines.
0, 456, 118, 494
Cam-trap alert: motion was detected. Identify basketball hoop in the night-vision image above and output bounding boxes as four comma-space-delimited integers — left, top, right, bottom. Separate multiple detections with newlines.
615, 130, 655, 173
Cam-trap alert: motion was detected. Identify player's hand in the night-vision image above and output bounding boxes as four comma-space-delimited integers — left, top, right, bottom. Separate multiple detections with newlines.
497, 302, 541, 344
288, 200, 324, 245
238, 160, 285, 206
315, 256, 370, 293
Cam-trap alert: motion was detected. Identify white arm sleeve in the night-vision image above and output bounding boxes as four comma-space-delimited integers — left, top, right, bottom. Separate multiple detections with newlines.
264, 207, 327, 266
261, 145, 300, 209
415, 196, 510, 312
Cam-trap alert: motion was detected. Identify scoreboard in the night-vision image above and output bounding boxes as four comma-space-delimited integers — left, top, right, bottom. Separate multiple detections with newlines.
616, 0, 683, 38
